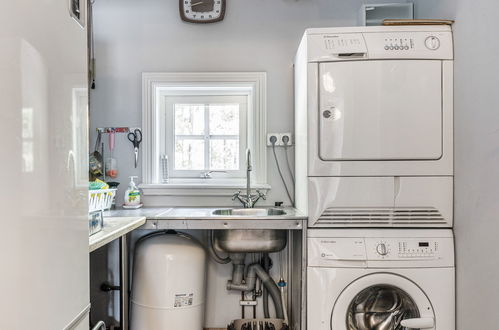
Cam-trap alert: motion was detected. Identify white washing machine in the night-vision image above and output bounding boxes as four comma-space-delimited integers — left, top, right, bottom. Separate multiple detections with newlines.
307, 229, 455, 330
294, 26, 454, 227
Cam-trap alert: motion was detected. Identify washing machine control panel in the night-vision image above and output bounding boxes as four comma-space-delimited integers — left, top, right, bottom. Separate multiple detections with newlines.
308, 232, 454, 268
367, 238, 440, 260
397, 240, 439, 258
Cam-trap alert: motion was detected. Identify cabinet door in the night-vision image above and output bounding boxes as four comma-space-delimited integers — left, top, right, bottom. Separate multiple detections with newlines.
319, 60, 442, 161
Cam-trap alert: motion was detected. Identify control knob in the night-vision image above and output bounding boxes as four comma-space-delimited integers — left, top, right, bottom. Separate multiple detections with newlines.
376, 243, 389, 256
425, 36, 440, 50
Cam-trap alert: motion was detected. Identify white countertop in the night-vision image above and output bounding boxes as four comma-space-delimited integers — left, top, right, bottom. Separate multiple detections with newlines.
89, 216, 146, 253
106, 206, 306, 220
102, 207, 306, 230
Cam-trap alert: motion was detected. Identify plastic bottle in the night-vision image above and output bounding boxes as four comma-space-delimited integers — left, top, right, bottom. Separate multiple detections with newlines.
106, 131, 118, 178
124, 176, 141, 207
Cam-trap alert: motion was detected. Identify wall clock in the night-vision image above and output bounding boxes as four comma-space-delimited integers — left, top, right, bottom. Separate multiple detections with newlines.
179, 0, 226, 24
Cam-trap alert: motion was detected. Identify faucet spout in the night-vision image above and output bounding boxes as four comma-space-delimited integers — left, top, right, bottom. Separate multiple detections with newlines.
231, 148, 266, 208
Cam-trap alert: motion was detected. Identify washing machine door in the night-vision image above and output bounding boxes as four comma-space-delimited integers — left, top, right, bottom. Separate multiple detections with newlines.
331, 273, 435, 330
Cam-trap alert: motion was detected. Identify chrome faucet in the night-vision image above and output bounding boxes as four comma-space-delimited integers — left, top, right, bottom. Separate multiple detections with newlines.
232, 149, 266, 208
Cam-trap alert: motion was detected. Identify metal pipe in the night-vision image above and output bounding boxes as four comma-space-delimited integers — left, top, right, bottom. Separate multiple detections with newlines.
227, 263, 284, 319
120, 235, 129, 330
241, 292, 245, 319
279, 279, 289, 325
207, 230, 231, 264
230, 253, 246, 285
263, 254, 270, 318
91, 321, 106, 330
252, 289, 257, 319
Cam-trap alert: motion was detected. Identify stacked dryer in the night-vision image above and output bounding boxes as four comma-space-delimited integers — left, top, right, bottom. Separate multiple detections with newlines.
294, 25, 455, 330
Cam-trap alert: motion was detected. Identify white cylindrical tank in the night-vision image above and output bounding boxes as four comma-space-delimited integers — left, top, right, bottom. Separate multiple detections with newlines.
131, 232, 207, 330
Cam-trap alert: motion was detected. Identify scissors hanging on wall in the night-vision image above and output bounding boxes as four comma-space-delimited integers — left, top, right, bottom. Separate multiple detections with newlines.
128, 129, 142, 168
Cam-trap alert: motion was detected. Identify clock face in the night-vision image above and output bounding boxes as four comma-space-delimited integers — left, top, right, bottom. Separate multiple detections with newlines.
179, 0, 226, 24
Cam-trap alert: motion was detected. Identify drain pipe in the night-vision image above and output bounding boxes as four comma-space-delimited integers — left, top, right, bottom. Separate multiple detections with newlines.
262, 253, 271, 318
230, 253, 246, 285
207, 230, 231, 264
227, 262, 284, 319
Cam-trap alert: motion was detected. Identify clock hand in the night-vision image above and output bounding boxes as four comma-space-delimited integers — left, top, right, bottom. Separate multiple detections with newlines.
191, 1, 204, 7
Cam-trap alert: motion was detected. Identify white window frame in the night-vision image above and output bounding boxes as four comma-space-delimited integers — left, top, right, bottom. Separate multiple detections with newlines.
161, 94, 248, 178
142, 72, 267, 189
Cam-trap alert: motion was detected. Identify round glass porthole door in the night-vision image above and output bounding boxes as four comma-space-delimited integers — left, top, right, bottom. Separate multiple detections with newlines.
346, 285, 420, 330
330, 273, 435, 330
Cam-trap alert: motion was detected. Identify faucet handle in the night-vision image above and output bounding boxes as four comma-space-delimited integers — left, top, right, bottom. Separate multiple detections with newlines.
256, 190, 267, 200
232, 191, 242, 201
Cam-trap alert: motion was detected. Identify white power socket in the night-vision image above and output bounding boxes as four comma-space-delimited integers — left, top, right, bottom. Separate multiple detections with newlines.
280, 133, 293, 146
267, 133, 293, 146
267, 133, 281, 146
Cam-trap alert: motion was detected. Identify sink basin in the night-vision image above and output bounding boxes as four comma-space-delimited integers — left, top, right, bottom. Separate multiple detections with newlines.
211, 208, 288, 253
212, 208, 286, 216
214, 229, 287, 253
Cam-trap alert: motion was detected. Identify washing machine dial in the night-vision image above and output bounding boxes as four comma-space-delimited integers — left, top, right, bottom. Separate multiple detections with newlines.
425, 36, 440, 50
376, 242, 389, 256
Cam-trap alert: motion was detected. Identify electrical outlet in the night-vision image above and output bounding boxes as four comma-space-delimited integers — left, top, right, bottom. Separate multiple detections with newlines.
267, 133, 281, 146
280, 133, 293, 146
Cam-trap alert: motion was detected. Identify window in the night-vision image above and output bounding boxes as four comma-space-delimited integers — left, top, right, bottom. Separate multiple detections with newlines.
162, 94, 247, 178
142, 72, 267, 190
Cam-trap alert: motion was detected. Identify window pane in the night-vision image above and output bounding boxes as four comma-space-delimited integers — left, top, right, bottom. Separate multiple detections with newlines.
175, 104, 205, 135
209, 104, 239, 135
175, 139, 205, 170
210, 139, 239, 170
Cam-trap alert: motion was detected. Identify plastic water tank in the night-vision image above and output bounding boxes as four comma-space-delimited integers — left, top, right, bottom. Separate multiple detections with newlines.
131, 232, 207, 330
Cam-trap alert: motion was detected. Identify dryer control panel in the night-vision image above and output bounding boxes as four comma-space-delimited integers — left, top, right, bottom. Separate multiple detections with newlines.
307, 28, 453, 62
307, 230, 454, 268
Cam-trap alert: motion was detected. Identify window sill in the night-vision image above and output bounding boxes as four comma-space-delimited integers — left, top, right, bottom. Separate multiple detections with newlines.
139, 180, 271, 197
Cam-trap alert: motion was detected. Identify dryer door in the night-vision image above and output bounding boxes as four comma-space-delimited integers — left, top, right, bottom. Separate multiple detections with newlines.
319, 60, 442, 161
331, 273, 435, 330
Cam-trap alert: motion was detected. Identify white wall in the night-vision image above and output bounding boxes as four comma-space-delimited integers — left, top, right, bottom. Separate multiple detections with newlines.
90, 1, 421, 327
90, 0, 407, 206
414, 1, 499, 329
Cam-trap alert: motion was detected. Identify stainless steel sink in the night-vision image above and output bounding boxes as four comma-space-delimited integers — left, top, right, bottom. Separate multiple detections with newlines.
211, 208, 286, 216
214, 229, 287, 253
211, 208, 288, 253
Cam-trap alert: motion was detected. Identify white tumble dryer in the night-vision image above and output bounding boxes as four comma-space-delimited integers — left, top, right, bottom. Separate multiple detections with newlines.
294, 26, 454, 228
307, 229, 455, 330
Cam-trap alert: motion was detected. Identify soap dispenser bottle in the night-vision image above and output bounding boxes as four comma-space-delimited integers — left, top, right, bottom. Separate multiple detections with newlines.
124, 176, 142, 208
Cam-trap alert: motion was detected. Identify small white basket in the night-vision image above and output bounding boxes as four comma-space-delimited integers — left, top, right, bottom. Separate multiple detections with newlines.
89, 189, 117, 212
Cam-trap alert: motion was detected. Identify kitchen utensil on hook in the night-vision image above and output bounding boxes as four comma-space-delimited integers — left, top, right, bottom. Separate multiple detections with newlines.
128, 129, 142, 168
105, 130, 118, 178
89, 131, 103, 179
